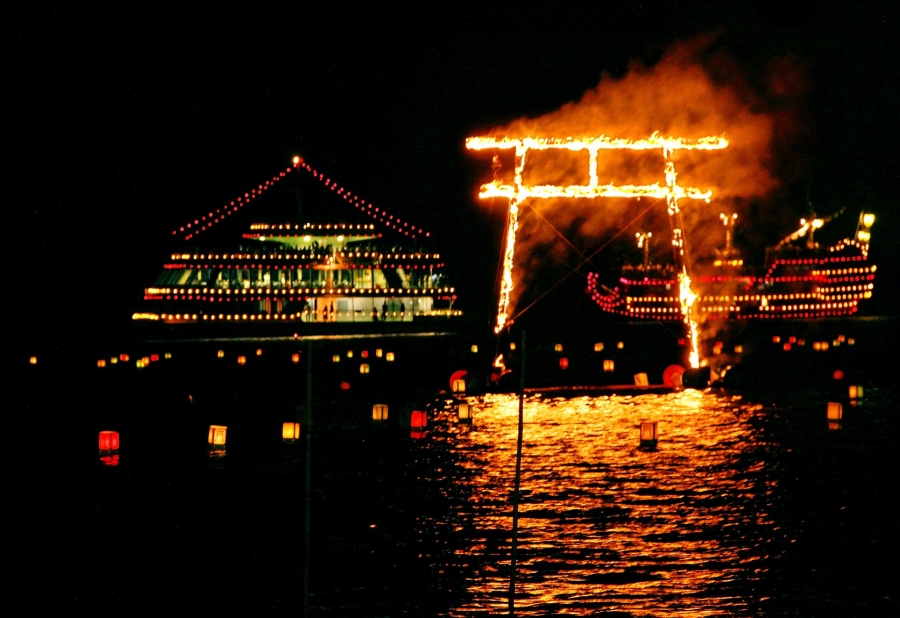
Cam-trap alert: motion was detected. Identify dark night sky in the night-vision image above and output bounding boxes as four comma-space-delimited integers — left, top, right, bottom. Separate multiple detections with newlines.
9, 1, 900, 350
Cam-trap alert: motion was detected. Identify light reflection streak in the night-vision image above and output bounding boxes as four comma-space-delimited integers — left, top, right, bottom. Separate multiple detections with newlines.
435, 391, 778, 616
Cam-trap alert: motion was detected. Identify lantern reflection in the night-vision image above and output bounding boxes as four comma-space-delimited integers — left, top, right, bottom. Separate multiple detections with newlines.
99, 454, 120, 467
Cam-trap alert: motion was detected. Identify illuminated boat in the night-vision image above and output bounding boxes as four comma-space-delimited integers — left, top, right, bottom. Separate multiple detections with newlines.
587, 211, 876, 321
133, 156, 461, 332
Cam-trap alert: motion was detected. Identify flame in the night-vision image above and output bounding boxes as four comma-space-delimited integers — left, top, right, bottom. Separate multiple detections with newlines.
467, 134, 725, 334
679, 269, 701, 368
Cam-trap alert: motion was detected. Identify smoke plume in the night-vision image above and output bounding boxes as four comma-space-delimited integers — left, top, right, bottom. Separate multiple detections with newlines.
477, 35, 807, 321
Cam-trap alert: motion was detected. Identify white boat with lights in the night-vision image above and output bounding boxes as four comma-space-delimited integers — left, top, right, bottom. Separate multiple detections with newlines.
133, 156, 462, 335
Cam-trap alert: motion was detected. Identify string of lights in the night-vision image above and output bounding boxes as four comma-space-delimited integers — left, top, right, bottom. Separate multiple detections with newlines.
294, 157, 431, 239
172, 167, 295, 241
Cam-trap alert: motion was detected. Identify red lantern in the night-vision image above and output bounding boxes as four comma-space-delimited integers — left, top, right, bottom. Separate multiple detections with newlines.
98, 431, 120, 452
410, 410, 427, 429
559, 357, 569, 369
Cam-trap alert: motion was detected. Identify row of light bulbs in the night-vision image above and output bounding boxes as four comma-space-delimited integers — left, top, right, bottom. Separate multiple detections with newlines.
173, 168, 293, 241
298, 160, 430, 239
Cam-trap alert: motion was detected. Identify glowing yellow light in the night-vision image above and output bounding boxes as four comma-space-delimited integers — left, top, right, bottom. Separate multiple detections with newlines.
209, 425, 227, 446
863, 213, 875, 227
372, 404, 389, 421
283, 422, 300, 441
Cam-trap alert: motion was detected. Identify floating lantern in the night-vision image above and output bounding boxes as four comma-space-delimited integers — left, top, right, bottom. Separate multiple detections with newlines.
217, 350, 225, 358
150, 354, 159, 362
120, 354, 129, 362
98, 431, 120, 452
833, 369, 845, 380
554, 343, 563, 352
634, 373, 649, 386
639, 421, 658, 449
256, 349, 263, 356
458, 402, 472, 423
332, 355, 340, 363
849, 384, 864, 399
282, 422, 301, 442
594, 342, 604, 352
847, 338, 855, 345
340, 381, 351, 390
208, 425, 227, 446
772, 336, 781, 343
663, 364, 686, 387
603, 359, 615, 372
164, 353, 172, 359
509, 342, 516, 351
617, 341, 624, 349
376, 349, 383, 358
29, 356, 38, 365
292, 353, 300, 363
97, 359, 107, 368
386, 352, 395, 362
451, 378, 466, 393
827, 402, 843, 421
347, 350, 354, 358
783, 343, 792, 351
361, 350, 369, 358
471, 345, 479, 353
838, 334, 846, 343
372, 404, 389, 421
237, 355, 247, 365
110, 357, 118, 364
734, 345, 744, 354
410, 410, 427, 429
360, 363, 370, 374
559, 357, 569, 369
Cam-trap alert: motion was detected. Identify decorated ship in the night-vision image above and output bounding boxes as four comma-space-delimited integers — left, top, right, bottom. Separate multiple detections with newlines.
587, 210, 876, 321
465, 134, 877, 358
133, 156, 461, 333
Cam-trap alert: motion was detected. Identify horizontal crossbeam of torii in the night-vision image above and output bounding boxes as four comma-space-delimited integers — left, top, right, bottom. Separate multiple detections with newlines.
465, 133, 728, 357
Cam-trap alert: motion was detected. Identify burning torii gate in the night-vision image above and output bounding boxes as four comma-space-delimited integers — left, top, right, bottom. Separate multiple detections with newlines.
466, 133, 728, 368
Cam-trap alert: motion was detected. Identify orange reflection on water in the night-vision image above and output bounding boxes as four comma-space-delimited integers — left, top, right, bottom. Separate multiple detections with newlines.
442, 391, 775, 616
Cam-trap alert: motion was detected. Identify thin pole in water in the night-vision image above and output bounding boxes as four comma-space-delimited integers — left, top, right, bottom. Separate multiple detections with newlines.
303, 341, 313, 617
509, 330, 525, 615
